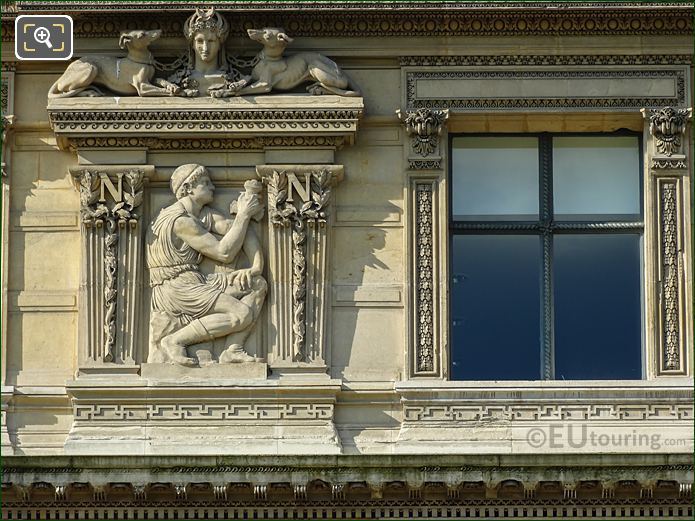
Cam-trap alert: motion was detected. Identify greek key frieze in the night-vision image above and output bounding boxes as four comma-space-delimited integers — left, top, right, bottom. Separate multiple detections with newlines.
74, 402, 334, 422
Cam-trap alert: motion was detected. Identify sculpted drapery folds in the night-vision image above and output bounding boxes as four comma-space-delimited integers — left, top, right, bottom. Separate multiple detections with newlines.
146, 164, 267, 366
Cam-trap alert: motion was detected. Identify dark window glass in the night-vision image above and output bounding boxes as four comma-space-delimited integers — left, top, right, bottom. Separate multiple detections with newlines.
451, 235, 541, 380
553, 234, 642, 380
450, 133, 643, 380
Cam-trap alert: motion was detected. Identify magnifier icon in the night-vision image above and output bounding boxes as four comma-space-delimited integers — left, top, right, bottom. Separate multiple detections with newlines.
33, 26, 53, 49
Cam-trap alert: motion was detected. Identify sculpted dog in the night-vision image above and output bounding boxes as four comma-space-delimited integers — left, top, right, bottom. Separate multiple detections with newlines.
215, 27, 360, 97
48, 29, 183, 98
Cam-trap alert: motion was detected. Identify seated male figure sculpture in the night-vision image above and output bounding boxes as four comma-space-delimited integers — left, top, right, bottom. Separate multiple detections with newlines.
146, 163, 266, 366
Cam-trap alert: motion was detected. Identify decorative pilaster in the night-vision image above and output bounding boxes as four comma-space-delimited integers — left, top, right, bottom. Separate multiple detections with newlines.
70, 165, 153, 375
401, 107, 448, 378
257, 165, 343, 372
1, 66, 15, 455
642, 107, 692, 376
397, 108, 449, 169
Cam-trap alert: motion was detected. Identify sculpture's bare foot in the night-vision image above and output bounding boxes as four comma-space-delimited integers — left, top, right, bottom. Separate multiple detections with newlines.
161, 337, 197, 367
219, 344, 259, 364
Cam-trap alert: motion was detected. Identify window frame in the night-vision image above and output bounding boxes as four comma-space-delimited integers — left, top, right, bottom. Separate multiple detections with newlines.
447, 130, 645, 380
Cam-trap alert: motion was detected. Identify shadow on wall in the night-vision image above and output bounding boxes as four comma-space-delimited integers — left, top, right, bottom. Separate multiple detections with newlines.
329, 207, 404, 382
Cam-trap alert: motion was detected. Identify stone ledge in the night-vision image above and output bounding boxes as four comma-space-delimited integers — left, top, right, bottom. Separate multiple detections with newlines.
47, 95, 364, 147
140, 362, 268, 382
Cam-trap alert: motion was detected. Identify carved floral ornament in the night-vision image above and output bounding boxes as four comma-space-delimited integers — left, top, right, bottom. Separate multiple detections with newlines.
648, 107, 693, 157
76, 169, 144, 226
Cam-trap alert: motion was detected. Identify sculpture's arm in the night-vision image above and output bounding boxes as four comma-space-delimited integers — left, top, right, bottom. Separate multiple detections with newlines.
243, 226, 263, 275
173, 210, 253, 264
227, 225, 264, 291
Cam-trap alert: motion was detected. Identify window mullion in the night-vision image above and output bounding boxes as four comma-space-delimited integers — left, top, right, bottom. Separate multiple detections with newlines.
540, 135, 554, 380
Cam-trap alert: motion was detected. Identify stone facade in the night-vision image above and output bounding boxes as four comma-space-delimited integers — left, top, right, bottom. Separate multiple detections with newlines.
1, 2, 693, 519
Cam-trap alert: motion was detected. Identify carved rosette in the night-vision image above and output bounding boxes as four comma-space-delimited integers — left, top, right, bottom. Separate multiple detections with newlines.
71, 166, 152, 373
643, 106, 692, 375
397, 108, 449, 170
258, 165, 343, 369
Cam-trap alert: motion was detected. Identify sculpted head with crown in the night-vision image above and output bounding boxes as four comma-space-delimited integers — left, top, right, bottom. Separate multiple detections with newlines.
167, 7, 241, 96
184, 8, 230, 74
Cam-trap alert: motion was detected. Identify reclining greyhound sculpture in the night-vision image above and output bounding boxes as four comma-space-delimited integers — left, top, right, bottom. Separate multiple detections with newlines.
212, 27, 361, 97
48, 29, 185, 98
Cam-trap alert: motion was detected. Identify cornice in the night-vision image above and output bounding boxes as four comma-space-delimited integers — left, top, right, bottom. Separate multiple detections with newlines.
46, 96, 363, 150
11, 2, 695, 12
2, 5, 692, 39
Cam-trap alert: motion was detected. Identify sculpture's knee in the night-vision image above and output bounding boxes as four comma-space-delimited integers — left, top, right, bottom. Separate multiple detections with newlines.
232, 303, 254, 329
252, 275, 268, 296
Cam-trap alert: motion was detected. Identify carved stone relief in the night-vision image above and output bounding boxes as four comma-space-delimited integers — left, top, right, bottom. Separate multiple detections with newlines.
212, 27, 361, 97
648, 107, 692, 159
658, 180, 682, 371
47, 7, 360, 100
71, 165, 152, 373
397, 108, 449, 169
643, 106, 692, 376
0, 69, 13, 455
401, 107, 447, 376
145, 164, 266, 366
6, 4, 693, 40
1, 69, 15, 177
258, 165, 343, 369
412, 181, 438, 375
48, 29, 186, 99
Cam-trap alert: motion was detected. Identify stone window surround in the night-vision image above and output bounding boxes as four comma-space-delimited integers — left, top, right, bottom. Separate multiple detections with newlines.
402, 107, 693, 383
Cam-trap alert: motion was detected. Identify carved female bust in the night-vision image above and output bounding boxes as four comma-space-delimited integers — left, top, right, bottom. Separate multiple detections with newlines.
167, 8, 243, 97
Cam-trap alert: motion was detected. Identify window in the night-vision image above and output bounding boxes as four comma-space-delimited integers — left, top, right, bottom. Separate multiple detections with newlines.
450, 133, 643, 380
